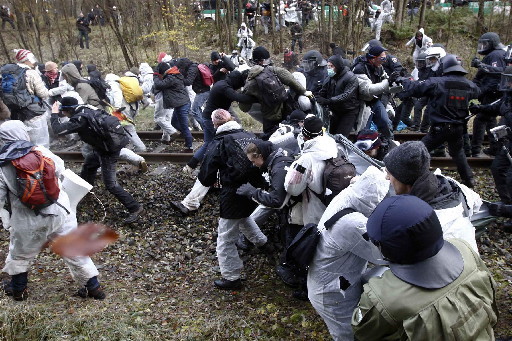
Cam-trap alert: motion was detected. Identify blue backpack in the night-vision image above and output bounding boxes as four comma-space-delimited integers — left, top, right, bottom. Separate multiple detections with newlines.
1, 64, 35, 112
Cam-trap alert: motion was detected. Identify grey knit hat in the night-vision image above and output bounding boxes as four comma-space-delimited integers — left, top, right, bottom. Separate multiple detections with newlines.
383, 141, 431, 185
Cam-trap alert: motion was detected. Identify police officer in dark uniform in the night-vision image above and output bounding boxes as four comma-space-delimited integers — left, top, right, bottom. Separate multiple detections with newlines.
300, 50, 328, 96
470, 32, 507, 157
399, 54, 480, 188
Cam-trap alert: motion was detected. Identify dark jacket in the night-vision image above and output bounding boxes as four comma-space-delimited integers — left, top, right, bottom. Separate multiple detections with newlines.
477, 92, 512, 147
153, 63, 190, 109
401, 73, 480, 124
177, 58, 210, 94
304, 66, 328, 96
209, 56, 236, 83
352, 53, 406, 77
50, 106, 112, 153
198, 122, 265, 219
76, 16, 89, 32
473, 48, 506, 102
319, 56, 360, 113
252, 148, 294, 208
202, 71, 255, 120
409, 171, 463, 210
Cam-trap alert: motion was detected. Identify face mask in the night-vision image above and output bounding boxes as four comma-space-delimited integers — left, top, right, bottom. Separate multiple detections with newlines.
327, 68, 335, 77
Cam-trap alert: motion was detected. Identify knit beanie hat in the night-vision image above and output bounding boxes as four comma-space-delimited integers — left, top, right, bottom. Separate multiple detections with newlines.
383, 141, 431, 185
302, 116, 323, 139
14, 49, 36, 63
355, 129, 381, 151
60, 96, 79, 110
252, 46, 270, 61
211, 109, 232, 126
210, 51, 221, 62
289, 109, 306, 123
366, 45, 387, 59
252, 139, 274, 160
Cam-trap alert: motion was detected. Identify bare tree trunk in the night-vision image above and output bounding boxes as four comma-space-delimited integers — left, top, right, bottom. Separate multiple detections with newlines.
418, 0, 427, 28
0, 31, 11, 63
270, 0, 276, 52
327, 0, 333, 51
396, 0, 404, 27
476, 0, 485, 35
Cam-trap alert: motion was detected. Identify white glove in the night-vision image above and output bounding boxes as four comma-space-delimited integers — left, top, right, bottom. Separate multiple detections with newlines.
304, 90, 313, 98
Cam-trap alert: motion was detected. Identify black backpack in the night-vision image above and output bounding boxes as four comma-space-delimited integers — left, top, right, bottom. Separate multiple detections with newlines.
255, 67, 288, 108
286, 207, 356, 271
80, 107, 128, 153
314, 155, 356, 206
79, 79, 111, 105
221, 130, 258, 184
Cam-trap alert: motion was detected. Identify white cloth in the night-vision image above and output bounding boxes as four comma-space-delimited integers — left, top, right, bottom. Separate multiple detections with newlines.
405, 28, 433, 60
308, 166, 389, 341
25, 115, 50, 148
284, 134, 338, 225
154, 92, 177, 137
181, 178, 210, 211
119, 147, 144, 165
217, 217, 267, 281
139, 63, 154, 95
0, 123, 98, 285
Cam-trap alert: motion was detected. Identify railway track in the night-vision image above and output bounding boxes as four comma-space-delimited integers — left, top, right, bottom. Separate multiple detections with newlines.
53, 130, 494, 168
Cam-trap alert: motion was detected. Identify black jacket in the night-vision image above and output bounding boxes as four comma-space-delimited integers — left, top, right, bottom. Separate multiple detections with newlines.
252, 148, 294, 208
209, 56, 236, 83
401, 73, 480, 124
177, 58, 210, 94
198, 124, 265, 219
352, 53, 405, 77
319, 59, 360, 113
202, 72, 255, 119
304, 66, 328, 96
153, 63, 190, 109
473, 49, 506, 102
410, 171, 465, 211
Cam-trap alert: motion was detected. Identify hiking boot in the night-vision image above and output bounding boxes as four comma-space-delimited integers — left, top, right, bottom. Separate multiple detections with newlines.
168, 131, 181, 142
3, 280, 28, 301
257, 242, 275, 255
214, 278, 242, 290
169, 201, 190, 216
462, 178, 476, 188
235, 233, 254, 251
76, 286, 106, 300
124, 205, 144, 224
180, 148, 194, 153
139, 160, 148, 173
276, 264, 300, 288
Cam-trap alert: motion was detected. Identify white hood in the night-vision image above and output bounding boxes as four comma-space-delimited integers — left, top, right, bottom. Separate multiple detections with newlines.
139, 63, 153, 77
301, 134, 338, 161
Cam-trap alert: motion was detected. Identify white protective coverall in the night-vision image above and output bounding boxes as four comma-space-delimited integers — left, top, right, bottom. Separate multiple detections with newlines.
284, 134, 338, 225
405, 28, 433, 61
139, 62, 177, 141
0, 120, 98, 285
104, 73, 147, 152
307, 166, 389, 341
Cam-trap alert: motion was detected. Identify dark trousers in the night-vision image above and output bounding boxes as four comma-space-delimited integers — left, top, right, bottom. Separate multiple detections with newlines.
392, 98, 414, 129
291, 37, 303, 52
1, 17, 14, 29
491, 147, 512, 204
413, 97, 429, 129
80, 149, 140, 213
471, 114, 497, 155
422, 123, 474, 184
329, 109, 358, 137
78, 30, 89, 49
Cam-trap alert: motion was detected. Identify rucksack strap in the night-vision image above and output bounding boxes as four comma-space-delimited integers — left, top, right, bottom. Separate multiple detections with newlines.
324, 207, 356, 230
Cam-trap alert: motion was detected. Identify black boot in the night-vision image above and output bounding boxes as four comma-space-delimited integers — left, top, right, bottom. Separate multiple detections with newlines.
214, 278, 242, 290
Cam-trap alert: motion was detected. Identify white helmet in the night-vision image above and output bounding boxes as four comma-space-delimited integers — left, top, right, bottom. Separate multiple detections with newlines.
425, 46, 446, 71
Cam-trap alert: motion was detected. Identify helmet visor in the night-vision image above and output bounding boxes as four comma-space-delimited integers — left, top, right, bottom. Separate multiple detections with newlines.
301, 58, 316, 72
499, 73, 512, 92
426, 55, 439, 68
477, 40, 491, 54
415, 59, 426, 69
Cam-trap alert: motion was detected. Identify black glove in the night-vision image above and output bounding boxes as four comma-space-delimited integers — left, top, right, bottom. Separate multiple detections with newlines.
487, 202, 503, 217
471, 57, 481, 68
316, 97, 331, 105
236, 183, 257, 198
388, 71, 401, 85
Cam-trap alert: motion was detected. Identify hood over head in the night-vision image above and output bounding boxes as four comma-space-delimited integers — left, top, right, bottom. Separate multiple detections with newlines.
227, 70, 246, 90
0, 121, 34, 165
327, 54, 347, 74
139, 62, 154, 76
61, 63, 84, 86
86, 64, 97, 74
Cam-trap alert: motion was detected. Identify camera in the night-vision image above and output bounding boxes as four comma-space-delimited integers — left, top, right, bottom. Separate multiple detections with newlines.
490, 125, 509, 140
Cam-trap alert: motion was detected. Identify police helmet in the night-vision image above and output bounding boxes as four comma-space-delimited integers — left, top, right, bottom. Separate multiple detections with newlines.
415, 52, 427, 69
477, 32, 505, 55
361, 39, 382, 52
425, 46, 446, 69
441, 54, 467, 75
499, 66, 512, 92
301, 50, 327, 72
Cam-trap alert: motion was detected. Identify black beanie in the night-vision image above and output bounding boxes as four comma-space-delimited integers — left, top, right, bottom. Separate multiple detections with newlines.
211, 51, 221, 61
252, 46, 270, 61
302, 116, 323, 139
253, 139, 274, 160
383, 141, 431, 185
60, 96, 79, 110
289, 109, 306, 122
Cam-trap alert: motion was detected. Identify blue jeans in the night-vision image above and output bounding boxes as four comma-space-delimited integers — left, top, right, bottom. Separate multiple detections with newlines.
171, 102, 193, 148
366, 100, 393, 140
191, 91, 209, 129
189, 117, 216, 168
80, 149, 140, 213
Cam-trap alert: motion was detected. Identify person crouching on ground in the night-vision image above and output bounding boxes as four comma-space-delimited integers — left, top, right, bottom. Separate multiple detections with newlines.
198, 109, 269, 290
